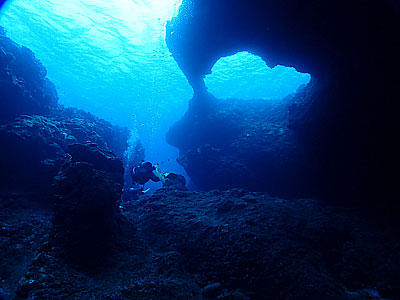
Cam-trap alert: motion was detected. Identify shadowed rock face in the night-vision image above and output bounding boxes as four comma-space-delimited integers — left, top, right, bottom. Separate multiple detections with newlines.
0, 27, 58, 121
166, 0, 400, 212
52, 142, 124, 264
0, 111, 129, 203
167, 92, 319, 197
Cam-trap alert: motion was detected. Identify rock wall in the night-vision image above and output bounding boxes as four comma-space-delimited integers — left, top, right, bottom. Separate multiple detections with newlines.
167, 92, 318, 197
166, 0, 400, 212
0, 110, 129, 203
0, 27, 58, 121
0, 28, 130, 204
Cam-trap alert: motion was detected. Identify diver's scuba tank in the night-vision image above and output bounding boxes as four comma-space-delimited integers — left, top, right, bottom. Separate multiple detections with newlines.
154, 163, 165, 183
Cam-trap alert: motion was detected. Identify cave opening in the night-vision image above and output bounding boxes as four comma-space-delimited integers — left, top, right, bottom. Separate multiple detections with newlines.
0, 0, 315, 194
204, 51, 311, 101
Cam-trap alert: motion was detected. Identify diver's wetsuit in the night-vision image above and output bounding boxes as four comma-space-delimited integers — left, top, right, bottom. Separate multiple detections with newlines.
132, 161, 160, 186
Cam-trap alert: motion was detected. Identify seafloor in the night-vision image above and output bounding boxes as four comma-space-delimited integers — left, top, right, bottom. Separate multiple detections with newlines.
1, 187, 399, 300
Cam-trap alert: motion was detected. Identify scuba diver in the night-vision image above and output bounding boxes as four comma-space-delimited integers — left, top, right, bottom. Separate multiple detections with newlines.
131, 161, 164, 193
128, 161, 187, 200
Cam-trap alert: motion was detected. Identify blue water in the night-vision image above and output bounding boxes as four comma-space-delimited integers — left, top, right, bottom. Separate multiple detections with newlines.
0, 0, 310, 183
205, 51, 310, 100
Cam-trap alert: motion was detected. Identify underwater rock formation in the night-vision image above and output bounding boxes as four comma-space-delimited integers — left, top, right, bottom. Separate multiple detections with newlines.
167, 0, 400, 212
0, 26, 58, 122
0, 31, 133, 296
167, 92, 317, 197
9, 187, 399, 299
50, 106, 129, 159
167, 0, 399, 93
0, 115, 69, 202
52, 142, 124, 263
0, 29, 129, 203
0, 110, 129, 203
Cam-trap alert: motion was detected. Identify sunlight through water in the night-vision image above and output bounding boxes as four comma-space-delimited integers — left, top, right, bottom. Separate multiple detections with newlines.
0, 0, 188, 130
205, 51, 311, 100
0, 0, 311, 178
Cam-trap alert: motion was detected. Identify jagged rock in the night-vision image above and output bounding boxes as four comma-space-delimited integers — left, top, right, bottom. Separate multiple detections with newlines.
52, 142, 124, 264
0, 113, 128, 204
0, 27, 58, 122
50, 106, 129, 158
166, 1, 400, 214
0, 30, 129, 205
167, 94, 315, 197
0, 115, 68, 202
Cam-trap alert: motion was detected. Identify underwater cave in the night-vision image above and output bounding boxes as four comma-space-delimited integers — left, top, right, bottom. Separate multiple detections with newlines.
0, 0, 399, 299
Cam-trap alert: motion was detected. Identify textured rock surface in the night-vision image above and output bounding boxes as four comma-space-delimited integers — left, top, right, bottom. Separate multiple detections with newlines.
167, 92, 316, 197
52, 142, 124, 264
0, 27, 58, 122
50, 106, 129, 159
166, 1, 400, 214
0, 197, 51, 298
0, 115, 69, 202
0, 28, 129, 204
6, 188, 399, 300
0, 111, 129, 203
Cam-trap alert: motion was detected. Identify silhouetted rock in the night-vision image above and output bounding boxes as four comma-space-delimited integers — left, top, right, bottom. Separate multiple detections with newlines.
52, 142, 124, 264
166, 1, 400, 215
0, 27, 58, 122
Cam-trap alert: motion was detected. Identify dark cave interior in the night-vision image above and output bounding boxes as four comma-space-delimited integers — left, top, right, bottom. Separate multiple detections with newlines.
166, 0, 400, 215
